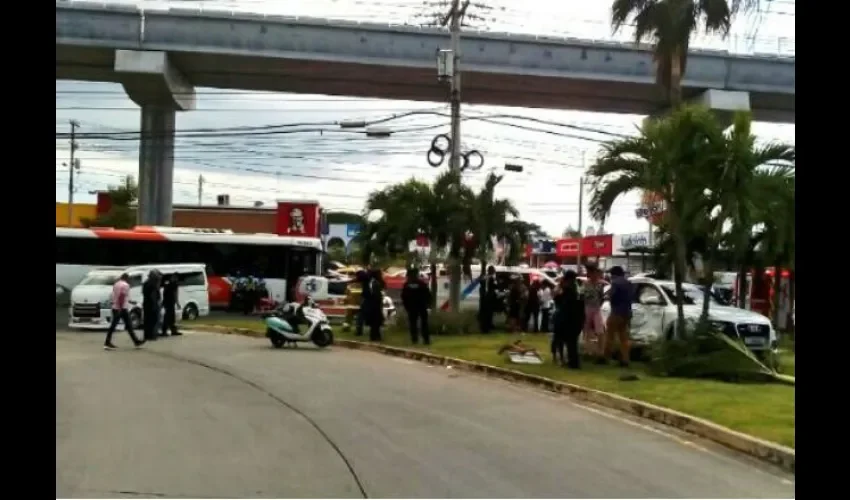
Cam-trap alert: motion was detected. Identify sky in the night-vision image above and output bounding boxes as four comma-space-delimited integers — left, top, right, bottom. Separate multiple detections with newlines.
55, 0, 795, 238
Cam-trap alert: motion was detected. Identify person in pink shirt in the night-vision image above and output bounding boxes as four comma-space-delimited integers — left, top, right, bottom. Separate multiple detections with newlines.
104, 273, 145, 350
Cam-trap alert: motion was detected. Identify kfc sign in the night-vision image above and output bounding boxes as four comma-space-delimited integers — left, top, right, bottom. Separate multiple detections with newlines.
276, 200, 320, 237
555, 234, 613, 257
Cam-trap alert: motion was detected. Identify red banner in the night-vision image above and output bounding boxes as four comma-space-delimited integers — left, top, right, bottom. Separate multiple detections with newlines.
555, 234, 613, 257
276, 201, 320, 237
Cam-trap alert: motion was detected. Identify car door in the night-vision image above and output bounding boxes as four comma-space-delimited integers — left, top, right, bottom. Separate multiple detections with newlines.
632, 284, 666, 339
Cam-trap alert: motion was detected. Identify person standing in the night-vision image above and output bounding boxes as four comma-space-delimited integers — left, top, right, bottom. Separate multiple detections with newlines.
354, 269, 369, 337
104, 273, 144, 350
478, 266, 497, 333
582, 264, 606, 358
142, 270, 161, 342
507, 277, 523, 333
539, 283, 553, 333
602, 266, 634, 367
553, 270, 585, 368
364, 269, 385, 341
401, 267, 432, 345
524, 279, 541, 333
160, 273, 182, 337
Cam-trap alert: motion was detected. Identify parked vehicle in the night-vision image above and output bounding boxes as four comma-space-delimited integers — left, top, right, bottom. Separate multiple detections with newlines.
263, 299, 334, 349
600, 277, 778, 354
68, 263, 209, 330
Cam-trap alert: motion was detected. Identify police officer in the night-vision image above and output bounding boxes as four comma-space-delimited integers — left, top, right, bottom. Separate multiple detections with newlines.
354, 269, 369, 337
401, 267, 432, 345
478, 265, 497, 333
142, 270, 161, 342
242, 275, 257, 315
160, 273, 181, 337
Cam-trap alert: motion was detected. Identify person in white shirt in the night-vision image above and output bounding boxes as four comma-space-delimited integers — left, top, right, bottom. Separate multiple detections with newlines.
104, 273, 145, 350
538, 283, 554, 332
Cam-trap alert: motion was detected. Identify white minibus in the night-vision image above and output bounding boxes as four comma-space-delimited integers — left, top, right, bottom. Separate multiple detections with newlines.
68, 263, 210, 330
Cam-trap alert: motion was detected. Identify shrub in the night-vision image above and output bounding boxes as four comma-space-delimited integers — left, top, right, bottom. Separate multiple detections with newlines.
391, 308, 480, 335
646, 321, 780, 383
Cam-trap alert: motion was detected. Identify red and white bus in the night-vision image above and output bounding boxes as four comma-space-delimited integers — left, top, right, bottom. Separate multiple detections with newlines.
55, 226, 323, 308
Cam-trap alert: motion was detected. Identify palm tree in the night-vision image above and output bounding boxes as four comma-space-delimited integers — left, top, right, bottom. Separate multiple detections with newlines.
359, 171, 473, 307
466, 172, 519, 276
749, 171, 795, 328
691, 112, 795, 319
587, 105, 720, 335
611, 0, 745, 107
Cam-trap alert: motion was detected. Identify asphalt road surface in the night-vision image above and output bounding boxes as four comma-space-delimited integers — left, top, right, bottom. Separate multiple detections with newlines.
56, 329, 795, 499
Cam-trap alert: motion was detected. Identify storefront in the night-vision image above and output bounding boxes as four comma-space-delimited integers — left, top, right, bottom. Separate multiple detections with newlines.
554, 234, 614, 267
610, 232, 656, 274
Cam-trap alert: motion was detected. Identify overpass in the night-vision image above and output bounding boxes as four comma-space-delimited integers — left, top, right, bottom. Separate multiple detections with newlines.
56, 1, 796, 224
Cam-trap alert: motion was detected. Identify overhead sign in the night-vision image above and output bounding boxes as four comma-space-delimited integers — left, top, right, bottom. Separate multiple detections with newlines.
620, 232, 650, 249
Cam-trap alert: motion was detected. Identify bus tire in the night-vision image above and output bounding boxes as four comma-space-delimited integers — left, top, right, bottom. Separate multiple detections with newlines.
130, 309, 143, 330
182, 304, 199, 321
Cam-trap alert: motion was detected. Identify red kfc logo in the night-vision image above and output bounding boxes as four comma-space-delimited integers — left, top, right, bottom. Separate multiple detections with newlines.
276, 201, 320, 237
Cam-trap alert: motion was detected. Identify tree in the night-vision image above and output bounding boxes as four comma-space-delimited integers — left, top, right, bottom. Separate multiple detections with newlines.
691, 113, 795, 320
562, 226, 582, 238
466, 172, 520, 276
80, 176, 138, 229
358, 171, 473, 307
611, 0, 744, 107
587, 105, 720, 335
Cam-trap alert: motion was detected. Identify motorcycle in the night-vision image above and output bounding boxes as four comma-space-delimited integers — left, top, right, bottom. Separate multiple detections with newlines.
263, 298, 334, 349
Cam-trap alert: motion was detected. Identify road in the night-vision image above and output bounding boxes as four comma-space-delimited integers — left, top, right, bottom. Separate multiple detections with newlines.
56, 330, 795, 499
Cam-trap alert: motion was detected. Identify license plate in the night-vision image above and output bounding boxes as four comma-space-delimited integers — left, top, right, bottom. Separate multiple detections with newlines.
747, 324, 762, 333
744, 337, 765, 346
76, 318, 91, 323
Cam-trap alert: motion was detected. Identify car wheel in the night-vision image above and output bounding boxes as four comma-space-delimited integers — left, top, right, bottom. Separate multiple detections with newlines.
182, 304, 199, 321
130, 309, 143, 330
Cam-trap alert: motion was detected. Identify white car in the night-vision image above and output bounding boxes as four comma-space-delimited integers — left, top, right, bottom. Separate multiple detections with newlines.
600, 278, 777, 353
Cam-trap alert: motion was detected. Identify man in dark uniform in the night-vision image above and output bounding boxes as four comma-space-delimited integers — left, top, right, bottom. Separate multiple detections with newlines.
364, 269, 385, 342
354, 269, 369, 337
478, 265, 497, 333
160, 273, 182, 337
401, 267, 432, 345
142, 270, 161, 342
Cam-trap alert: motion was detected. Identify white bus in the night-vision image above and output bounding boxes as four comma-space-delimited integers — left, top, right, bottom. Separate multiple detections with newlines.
56, 226, 323, 309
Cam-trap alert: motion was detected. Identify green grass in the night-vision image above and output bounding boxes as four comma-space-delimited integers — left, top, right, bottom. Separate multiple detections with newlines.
199, 317, 795, 449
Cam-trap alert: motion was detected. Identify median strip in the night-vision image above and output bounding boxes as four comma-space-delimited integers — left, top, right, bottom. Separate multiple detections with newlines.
190, 323, 795, 474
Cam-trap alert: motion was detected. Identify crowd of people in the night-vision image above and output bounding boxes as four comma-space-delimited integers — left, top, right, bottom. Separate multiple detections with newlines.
228, 273, 269, 315
477, 264, 635, 370
103, 270, 182, 350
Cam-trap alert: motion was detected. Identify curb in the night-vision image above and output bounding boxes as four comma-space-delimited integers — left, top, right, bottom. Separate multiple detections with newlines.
193, 324, 795, 474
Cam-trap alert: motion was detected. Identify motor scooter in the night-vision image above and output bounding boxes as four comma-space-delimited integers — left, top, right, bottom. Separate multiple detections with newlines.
263, 298, 334, 348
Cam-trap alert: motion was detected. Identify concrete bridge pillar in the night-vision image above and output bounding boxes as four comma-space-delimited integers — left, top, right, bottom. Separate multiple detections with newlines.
689, 89, 751, 128
114, 50, 195, 226
645, 89, 751, 128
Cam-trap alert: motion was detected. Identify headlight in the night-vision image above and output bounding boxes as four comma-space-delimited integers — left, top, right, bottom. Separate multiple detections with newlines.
99, 299, 112, 308
710, 321, 727, 331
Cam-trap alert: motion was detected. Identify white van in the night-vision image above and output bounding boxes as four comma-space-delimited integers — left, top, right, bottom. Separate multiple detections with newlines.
68, 263, 210, 330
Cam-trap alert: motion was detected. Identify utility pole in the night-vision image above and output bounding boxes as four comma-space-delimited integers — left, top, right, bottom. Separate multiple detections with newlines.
577, 176, 585, 274
68, 120, 80, 227
444, 0, 468, 173
197, 175, 205, 205
576, 150, 586, 274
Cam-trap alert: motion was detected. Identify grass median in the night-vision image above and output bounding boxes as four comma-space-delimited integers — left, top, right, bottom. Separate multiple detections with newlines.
196, 317, 795, 449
